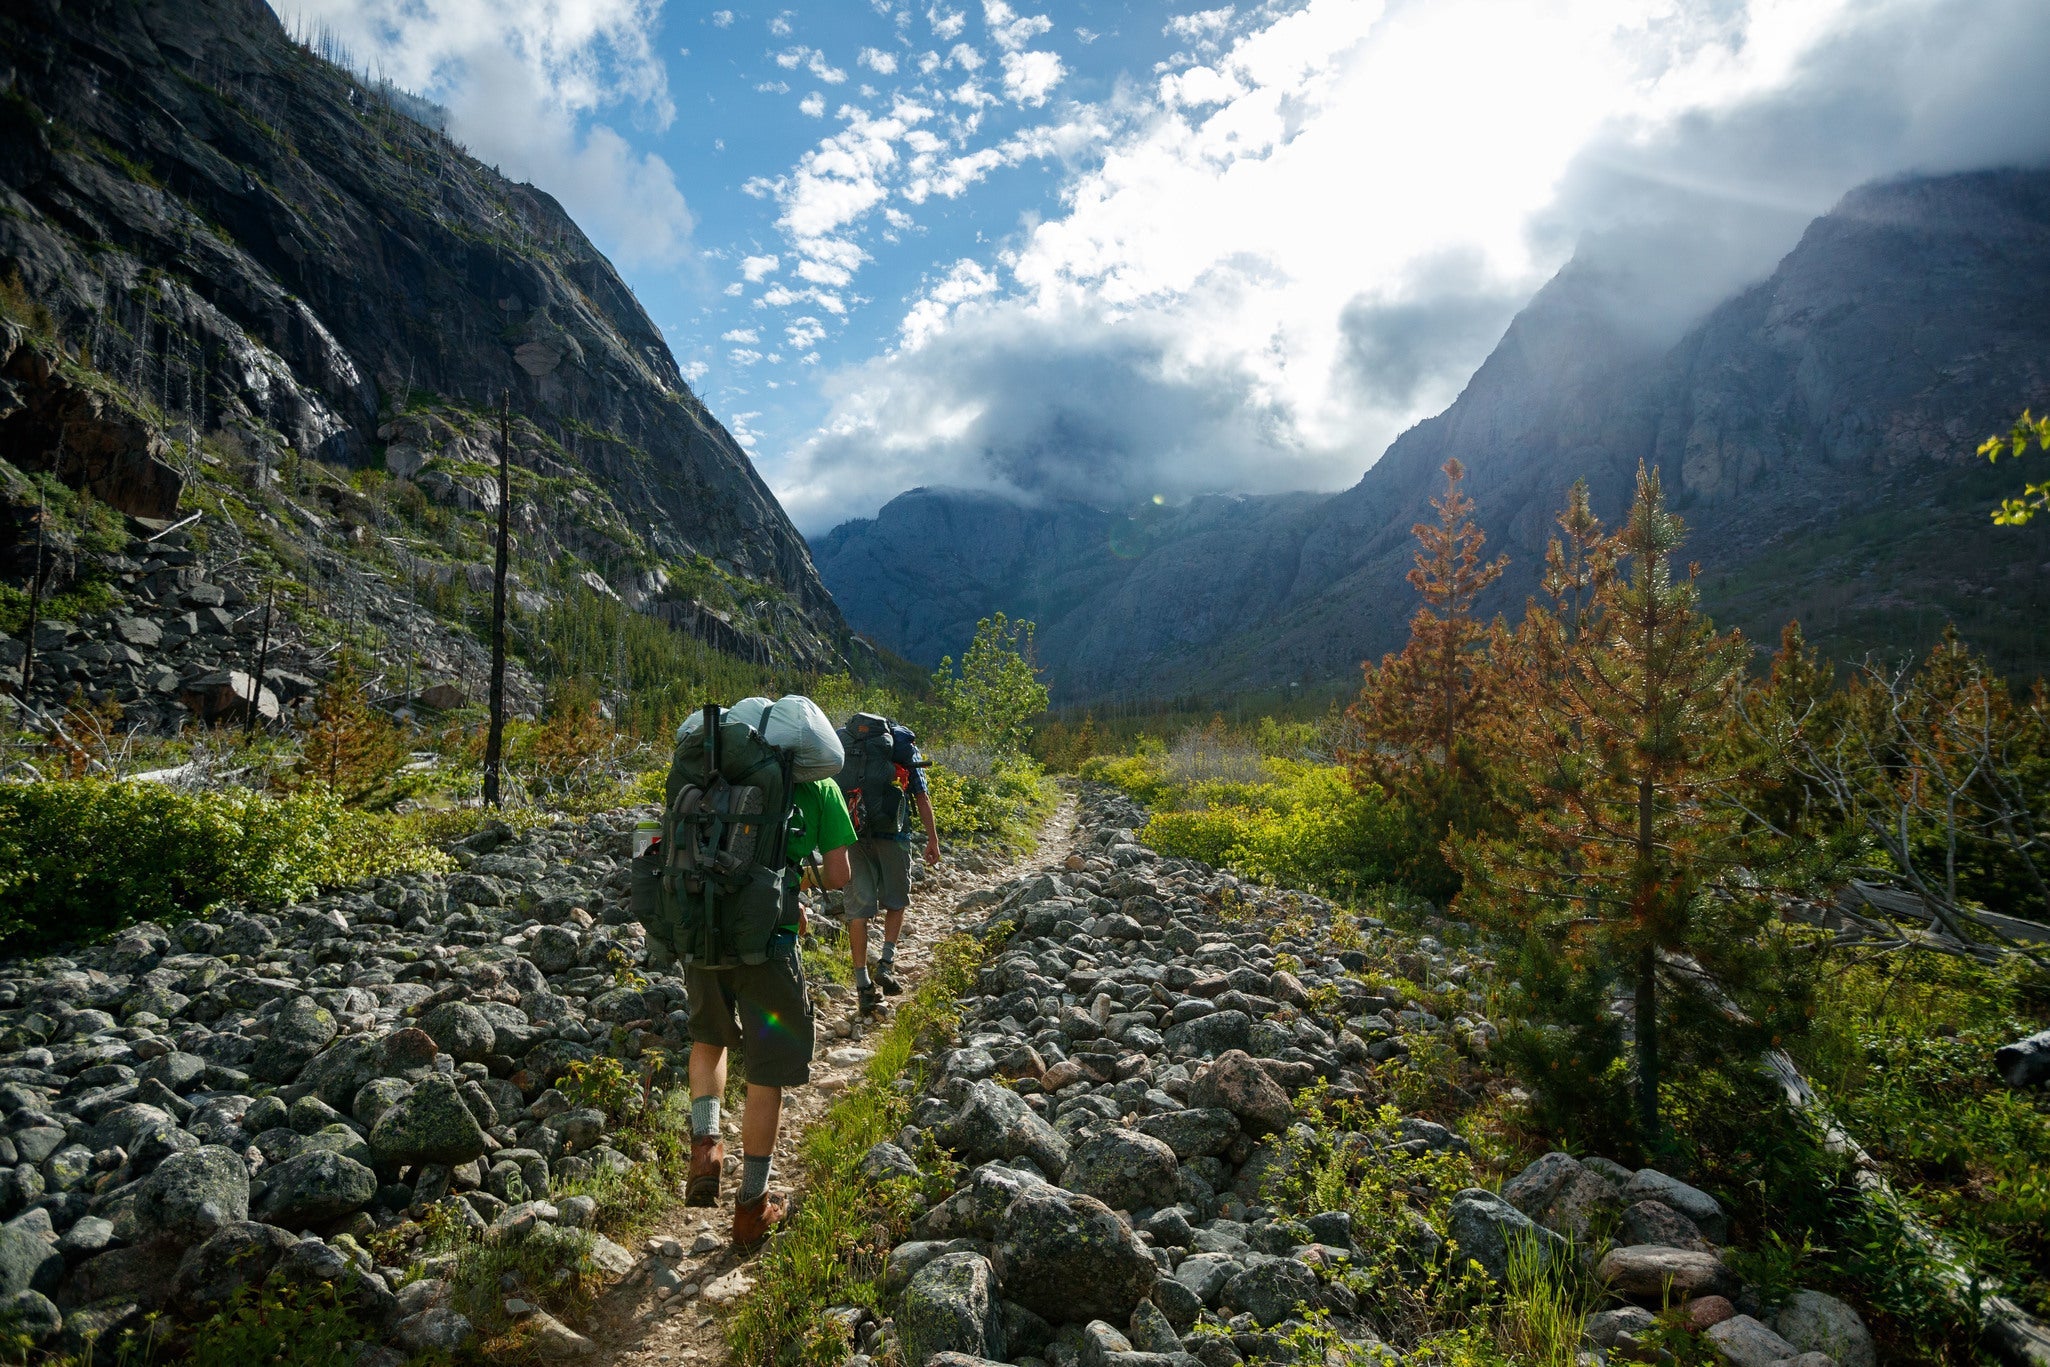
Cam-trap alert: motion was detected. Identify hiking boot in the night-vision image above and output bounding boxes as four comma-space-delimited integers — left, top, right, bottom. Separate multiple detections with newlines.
872, 963, 903, 996
732, 1190, 789, 1249
858, 983, 886, 1016
686, 1136, 723, 1207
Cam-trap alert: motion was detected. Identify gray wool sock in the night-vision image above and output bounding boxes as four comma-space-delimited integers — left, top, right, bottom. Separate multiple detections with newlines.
690, 1096, 720, 1139
740, 1154, 773, 1204
854, 964, 871, 988
878, 940, 897, 965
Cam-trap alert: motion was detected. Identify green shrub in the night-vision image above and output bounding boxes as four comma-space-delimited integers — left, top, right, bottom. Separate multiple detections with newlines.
0, 780, 449, 951
183, 1273, 364, 1367
926, 754, 1053, 848
1084, 752, 1415, 902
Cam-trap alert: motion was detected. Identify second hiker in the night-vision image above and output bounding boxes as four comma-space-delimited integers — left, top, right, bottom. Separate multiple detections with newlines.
835, 711, 940, 1016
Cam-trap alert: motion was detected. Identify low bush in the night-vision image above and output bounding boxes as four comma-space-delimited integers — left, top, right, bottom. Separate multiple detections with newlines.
1082, 750, 1417, 902
0, 779, 450, 951
926, 752, 1054, 849
1789, 950, 2050, 1320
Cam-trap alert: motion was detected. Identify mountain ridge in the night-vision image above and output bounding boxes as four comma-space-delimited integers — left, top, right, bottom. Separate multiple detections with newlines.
0, 0, 847, 692
816, 167, 2050, 700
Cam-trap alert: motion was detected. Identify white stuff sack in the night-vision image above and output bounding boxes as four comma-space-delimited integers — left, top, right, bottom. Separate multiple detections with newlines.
674, 695, 844, 782
676, 697, 771, 745
760, 695, 844, 781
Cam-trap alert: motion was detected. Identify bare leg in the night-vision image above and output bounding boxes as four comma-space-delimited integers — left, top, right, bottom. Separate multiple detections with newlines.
742, 1083, 783, 1159
689, 1042, 727, 1103
882, 905, 906, 945
848, 916, 870, 971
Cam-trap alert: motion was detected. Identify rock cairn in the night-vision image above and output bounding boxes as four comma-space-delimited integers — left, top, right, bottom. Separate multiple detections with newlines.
845, 787, 1877, 1367
0, 813, 683, 1359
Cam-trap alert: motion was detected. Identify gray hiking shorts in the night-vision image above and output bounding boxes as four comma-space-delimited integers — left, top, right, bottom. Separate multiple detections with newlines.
847, 838, 912, 920
682, 931, 814, 1087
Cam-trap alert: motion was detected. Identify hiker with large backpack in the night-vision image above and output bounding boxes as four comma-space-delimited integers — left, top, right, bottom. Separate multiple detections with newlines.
631, 696, 854, 1247
834, 712, 940, 1016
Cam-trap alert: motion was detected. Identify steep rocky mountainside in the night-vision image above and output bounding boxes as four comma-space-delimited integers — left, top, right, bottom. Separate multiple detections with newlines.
818, 169, 2050, 701
0, 0, 847, 727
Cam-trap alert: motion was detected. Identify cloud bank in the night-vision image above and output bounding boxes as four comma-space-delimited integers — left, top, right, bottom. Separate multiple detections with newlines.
773, 0, 2050, 532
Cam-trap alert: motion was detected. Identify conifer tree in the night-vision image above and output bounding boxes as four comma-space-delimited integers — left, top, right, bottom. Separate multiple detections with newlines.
1347, 459, 1508, 894
1459, 464, 1752, 1148
294, 654, 411, 806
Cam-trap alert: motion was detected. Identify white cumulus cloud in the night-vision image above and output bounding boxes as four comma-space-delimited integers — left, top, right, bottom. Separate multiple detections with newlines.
999, 48, 1063, 105
765, 0, 2050, 532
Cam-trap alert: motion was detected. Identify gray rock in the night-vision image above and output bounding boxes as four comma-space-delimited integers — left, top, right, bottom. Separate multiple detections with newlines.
418, 1002, 496, 1065
1161, 1010, 1253, 1058
1150, 1274, 1204, 1330
1446, 1187, 1568, 1285
351, 1077, 414, 1129
994, 1184, 1158, 1324
935, 1080, 1071, 1177
1773, 1290, 1876, 1367
1996, 1029, 2050, 1089
1170, 1252, 1239, 1305
1128, 1298, 1183, 1353
1501, 1151, 1620, 1240
171, 1221, 301, 1315
1188, 1053, 1292, 1137
1134, 1108, 1240, 1160
132, 1146, 249, 1242
1596, 1245, 1737, 1303
369, 1075, 489, 1169
1622, 1169, 1727, 1243
899, 1251, 998, 1364
1620, 1199, 1710, 1251
1222, 1258, 1319, 1329
251, 997, 339, 1082
1585, 1305, 1657, 1349
251, 1150, 378, 1228
528, 928, 581, 975
1703, 1314, 1801, 1367
1062, 1128, 1182, 1212
0, 1288, 61, 1343
0, 1225, 62, 1297
859, 1141, 921, 1185
393, 1306, 475, 1354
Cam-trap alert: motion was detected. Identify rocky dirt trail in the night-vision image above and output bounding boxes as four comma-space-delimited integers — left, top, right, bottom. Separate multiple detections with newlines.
586, 792, 1083, 1367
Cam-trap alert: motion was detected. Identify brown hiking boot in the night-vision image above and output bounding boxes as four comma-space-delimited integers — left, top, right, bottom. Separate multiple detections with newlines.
732, 1191, 789, 1249
686, 1136, 723, 1207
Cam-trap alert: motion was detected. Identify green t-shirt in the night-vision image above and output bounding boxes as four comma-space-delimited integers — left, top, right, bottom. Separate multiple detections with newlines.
786, 777, 857, 870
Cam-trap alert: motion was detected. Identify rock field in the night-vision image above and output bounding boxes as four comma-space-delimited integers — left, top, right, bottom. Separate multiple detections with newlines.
0, 782, 1884, 1366
843, 787, 1878, 1367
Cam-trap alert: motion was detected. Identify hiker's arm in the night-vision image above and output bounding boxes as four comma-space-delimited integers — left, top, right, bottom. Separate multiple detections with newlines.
821, 846, 852, 891
915, 791, 939, 866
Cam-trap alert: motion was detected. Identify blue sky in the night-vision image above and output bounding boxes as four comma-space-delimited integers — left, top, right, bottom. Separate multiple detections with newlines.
287, 0, 2050, 534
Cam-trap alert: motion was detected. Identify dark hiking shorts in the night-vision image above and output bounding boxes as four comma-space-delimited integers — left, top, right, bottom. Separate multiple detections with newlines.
847, 837, 912, 920
683, 931, 814, 1087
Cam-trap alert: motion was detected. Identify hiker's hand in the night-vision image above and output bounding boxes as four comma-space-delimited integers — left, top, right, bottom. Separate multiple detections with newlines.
924, 835, 941, 867
798, 866, 817, 892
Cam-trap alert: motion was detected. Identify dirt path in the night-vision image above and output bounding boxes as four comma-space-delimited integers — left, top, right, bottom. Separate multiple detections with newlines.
587, 792, 1081, 1366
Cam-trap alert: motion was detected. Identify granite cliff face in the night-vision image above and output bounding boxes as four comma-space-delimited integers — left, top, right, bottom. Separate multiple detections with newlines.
0, 0, 846, 706
817, 169, 2050, 700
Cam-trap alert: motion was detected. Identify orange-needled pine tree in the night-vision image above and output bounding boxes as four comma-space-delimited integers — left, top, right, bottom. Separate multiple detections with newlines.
1347, 458, 1509, 896
1458, 464, 1755, 1149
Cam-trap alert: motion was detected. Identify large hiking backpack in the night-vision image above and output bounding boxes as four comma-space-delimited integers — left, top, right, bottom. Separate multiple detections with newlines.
643, 704, 796, 969
837, 712, 906, 839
